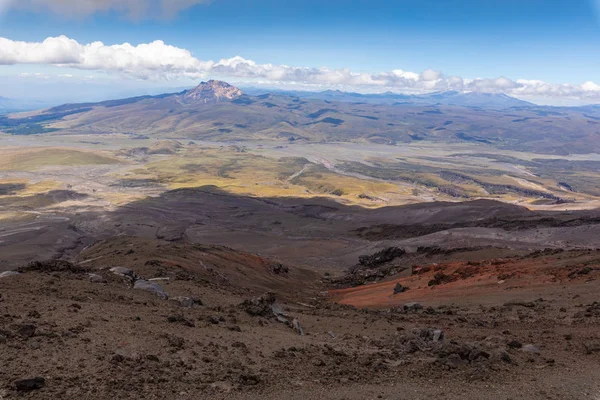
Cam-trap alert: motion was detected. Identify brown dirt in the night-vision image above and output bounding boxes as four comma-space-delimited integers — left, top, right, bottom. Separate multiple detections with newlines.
0, 238, 599, 399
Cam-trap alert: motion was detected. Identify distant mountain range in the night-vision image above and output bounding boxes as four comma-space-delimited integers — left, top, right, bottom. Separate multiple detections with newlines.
2, 80, 600, 155
243, 87, 534, 109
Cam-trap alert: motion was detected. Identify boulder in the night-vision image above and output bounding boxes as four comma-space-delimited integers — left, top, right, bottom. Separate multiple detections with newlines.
240, 292, 278, 317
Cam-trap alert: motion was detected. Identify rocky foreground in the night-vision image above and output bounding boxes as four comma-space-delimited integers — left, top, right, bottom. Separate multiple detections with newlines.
0, 237, 599, 399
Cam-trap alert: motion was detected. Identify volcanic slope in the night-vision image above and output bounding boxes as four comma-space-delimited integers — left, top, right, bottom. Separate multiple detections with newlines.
0, 237, 599, 399
5, 80, 600, 154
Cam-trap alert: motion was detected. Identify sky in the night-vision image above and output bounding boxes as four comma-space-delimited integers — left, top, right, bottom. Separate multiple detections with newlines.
1, 0, 600, 105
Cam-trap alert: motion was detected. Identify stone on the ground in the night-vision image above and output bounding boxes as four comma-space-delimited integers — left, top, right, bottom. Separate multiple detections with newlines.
584, 342, 600, 354
15, 324, 36, 338
109, 267, 137, 280
88, 273, 106, 283
394, 283, 408, 294
444, 354, 468, 369
170, 296, 200, 307
133, 280, 168, 299
521, 344, 540, 354
403, 302, 423, 312
292, 318, 305, 336
14, 377, 45, 391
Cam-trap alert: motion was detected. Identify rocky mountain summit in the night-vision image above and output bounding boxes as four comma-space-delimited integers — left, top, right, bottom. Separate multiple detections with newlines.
181, 80, 243, 103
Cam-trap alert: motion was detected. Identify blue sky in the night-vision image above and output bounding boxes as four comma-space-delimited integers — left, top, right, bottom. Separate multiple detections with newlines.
1, 0, 600, 104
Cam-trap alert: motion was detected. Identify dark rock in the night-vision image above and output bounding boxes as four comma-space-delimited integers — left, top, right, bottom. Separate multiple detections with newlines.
359, 247, 406, 267
428, 272, 454, 287
170, 296, 201, 307
403, 302, 423, 312
468, 349, 490, 361
239, 374, 260, 386
165, 334, 185, 349
167, 315, 195, 327
20, 260, 85, 274
584, 342, 600, 354
424, 306, 437, 315
14, 377, 45, 391
272, 263, 289, 274
15, 324, 36, 338
111, 354, 125, 364
313, 358, 326, 366
568, 267, 595, 279
240, 292, 277, 317
393, 283, 408, 294
444, 354, 468, 369
504, 301, 536, 309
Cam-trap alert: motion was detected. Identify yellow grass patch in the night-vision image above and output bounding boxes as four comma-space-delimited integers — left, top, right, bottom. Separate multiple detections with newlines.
0, 148, 121, 171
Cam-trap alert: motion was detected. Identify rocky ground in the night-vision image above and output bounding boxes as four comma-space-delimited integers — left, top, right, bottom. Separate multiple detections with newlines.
0, 237, 599, 399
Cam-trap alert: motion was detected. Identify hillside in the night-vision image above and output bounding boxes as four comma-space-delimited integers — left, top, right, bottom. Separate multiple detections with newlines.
3, 81, 600, 154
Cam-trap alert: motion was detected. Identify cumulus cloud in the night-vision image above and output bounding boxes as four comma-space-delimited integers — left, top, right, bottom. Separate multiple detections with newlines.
0, 0, 211, 18
2, 35, 600, 101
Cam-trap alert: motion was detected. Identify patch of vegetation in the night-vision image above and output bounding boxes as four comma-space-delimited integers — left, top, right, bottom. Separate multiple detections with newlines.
5, 124, 59, 135
0, 107, 93, 129
455, 132, 493, 144
308, 109, 336, 119
111, 179, 162, 188
232, 97, 255, 105
306, 117, 344, 126
0, 148, 120, 171
0, 183, 26, 195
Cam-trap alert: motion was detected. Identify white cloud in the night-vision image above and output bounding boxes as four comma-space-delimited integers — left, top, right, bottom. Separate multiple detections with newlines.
0, 0, 211, 19
2, 35, 600, 101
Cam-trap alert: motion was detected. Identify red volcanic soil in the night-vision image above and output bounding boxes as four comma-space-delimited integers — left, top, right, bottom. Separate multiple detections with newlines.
329, 250, 600, 308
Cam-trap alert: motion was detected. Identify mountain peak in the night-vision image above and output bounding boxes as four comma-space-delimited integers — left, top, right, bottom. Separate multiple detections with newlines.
182, 80, 243, 103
